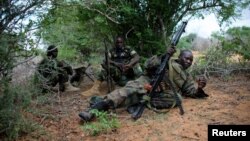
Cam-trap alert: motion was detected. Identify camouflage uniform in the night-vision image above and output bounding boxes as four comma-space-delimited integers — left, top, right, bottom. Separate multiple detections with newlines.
70, 62, 91, 87
99, 46, 143, 86
106, 75, 150, 107
37, 57, 73, 92
105, 55, 208, 109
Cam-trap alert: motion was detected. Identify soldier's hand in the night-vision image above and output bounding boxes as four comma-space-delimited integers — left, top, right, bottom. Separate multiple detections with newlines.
123, 64, 131, 71
197, 76, 207, 89
144, 83, 161, 92
167, 46, 176, 56
114, 62, 123, 71
144, 83, 152, 92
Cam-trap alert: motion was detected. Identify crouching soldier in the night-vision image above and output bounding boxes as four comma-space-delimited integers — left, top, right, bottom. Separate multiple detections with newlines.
36, 45, 79, 92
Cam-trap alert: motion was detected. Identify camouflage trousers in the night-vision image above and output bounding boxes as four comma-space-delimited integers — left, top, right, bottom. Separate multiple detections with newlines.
36, 69, 69, 92
106, 75, 178, 109
106, 75, 150, 107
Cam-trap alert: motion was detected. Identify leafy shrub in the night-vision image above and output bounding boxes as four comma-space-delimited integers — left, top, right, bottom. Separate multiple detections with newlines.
191, 45, 250, 78
0, 81, 38, 140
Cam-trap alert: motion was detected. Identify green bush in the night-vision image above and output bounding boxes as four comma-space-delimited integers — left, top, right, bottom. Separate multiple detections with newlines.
191, 45, 250, 78
0, 81, 37, 140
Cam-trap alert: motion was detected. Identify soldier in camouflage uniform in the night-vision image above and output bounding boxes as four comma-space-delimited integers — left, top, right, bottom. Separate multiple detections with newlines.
102, 36, 142, 86
37, 45, 79, 92
81, 36, 142, 96
79, 48, 208, 121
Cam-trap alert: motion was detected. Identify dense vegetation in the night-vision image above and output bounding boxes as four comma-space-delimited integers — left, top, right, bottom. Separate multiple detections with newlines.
0, 0, 250, 140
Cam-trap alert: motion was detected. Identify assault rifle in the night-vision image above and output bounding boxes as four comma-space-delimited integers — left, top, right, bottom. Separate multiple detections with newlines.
104, 39, 114, 93
131, 21, 188, 120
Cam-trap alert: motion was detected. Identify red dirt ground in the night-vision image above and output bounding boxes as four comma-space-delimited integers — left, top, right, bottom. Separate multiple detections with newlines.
17, 73, 250, 141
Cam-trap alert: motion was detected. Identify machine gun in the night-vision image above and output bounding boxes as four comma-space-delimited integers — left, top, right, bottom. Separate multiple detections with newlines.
104, 39, 114, 93
132, 21, 188, 120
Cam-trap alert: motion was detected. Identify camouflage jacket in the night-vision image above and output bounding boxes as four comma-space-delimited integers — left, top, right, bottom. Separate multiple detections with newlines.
109, 46, 137, 64
161, 59, 207, 98
37, 57, 72, 79
145, 55, 207, 98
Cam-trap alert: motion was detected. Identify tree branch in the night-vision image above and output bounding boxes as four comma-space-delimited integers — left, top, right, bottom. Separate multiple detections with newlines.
0, 0, 45, 34
125, 26, 134, 39
83, 5, 120, 24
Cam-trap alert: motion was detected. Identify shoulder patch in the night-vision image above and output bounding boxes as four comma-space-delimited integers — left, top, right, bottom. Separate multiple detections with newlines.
130, 50, 137, 56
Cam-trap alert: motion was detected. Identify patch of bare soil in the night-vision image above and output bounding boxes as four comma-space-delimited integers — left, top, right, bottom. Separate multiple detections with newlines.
18, 74, 250, 141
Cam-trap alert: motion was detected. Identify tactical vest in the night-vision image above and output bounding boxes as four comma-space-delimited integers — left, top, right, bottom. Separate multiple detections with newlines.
109, 47, 132, 64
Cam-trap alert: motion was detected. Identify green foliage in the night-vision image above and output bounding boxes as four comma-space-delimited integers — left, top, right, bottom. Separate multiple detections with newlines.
82, 109, 120, 136
0, 83, 37, 140
191, 43, 250, 78
211, 26, 250, 60
57, 46, 78, 62
224, 26, 250, 60
39, 1, 111, 59
191, 46, 229, 76
0, 0, 48, 79
38, 0, 250, 63
177, 33, 197, 50
0, 34, 20, 79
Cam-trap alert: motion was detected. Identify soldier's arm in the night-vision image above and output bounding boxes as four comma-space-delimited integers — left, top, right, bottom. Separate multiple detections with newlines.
124, 50, 140, 69
58, 60, 73, 75
180, 74, 208, 98
170, 63, 208, 98
109, 59, 123, 69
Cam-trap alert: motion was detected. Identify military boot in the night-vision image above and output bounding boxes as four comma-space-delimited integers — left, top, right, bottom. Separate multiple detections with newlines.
78, 99, 114, 121
64, 82, 80, 92
78, 111, 94, 121
81, 80, 101, 97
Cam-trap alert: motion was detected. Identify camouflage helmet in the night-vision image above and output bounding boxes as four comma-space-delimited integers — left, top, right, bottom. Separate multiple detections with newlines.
144, 55, 161, 70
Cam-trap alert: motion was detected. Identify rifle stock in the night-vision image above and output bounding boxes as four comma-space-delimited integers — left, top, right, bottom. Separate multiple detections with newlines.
132, 21, 187, 120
